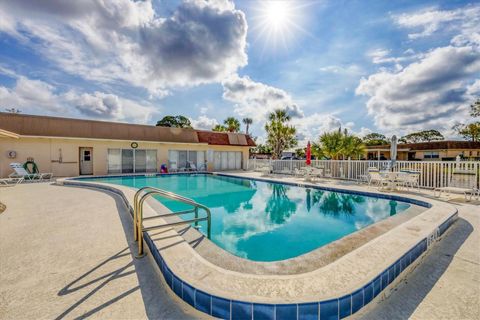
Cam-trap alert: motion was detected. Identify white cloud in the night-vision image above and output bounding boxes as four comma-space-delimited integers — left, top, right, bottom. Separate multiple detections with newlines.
72, 92, 121, 119
367, 48, 422, 66
466, 79, 480, 96
393, 5, 480, 45
358, 127, 373, 138
368, 49, 391, 64
222, 74, 303, 122
356, 45, 480, 133
291, 113, 355, 146
318, 64, 362, 74
0, 0, 248, 96
0, 76, 63, 112
356, 4, 480, 136
0, 74, 158, 123
190, 115, 219, 130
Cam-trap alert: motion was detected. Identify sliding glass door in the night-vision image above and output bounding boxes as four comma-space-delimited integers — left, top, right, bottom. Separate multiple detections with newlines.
108, 149, 157, 174
213, 151, 243, 171
121, 149, 134, 173
168, 150, 207, 170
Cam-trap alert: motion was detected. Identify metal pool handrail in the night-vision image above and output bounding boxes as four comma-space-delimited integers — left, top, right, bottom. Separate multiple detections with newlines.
133, 187, 211, 257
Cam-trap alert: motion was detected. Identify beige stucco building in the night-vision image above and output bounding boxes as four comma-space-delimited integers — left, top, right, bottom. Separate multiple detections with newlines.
366, 141, 480, 161
0, 113, 255, 178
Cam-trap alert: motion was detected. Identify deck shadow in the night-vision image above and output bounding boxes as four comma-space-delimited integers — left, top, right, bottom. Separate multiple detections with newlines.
54, 185, 196, 320
359, 216, 473, 320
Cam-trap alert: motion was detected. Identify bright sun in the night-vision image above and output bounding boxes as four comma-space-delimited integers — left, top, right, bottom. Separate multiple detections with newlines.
251, 1, 310, 53
264, 1, 291, 30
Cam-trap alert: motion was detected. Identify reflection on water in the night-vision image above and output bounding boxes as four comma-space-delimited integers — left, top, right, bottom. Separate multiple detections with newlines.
85, 174, 411, 261
389, 200, 398, 216
309, 190, 365, 216
266, 184, 297, 224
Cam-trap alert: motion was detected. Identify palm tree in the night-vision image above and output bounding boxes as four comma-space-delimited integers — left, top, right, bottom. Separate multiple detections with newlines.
212, 124, 227, 132
317, 128, 365, 159
341, 134, 366, 159
264, 109, 297, 159
224, 117, 241, 132
242, 118, 253, 135
319, 130, 344, 160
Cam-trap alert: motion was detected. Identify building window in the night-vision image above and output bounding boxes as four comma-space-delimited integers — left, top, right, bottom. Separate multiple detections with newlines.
424, 151, 439, 159
83, 150, 91, 161
108, 148, 157, 174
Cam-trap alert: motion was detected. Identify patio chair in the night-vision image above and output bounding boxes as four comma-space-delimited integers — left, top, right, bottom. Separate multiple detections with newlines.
276, 166, 291, 175
169, 161, 181, 173
9, 163, 52, 181
323, 168, 332, 178
367, 169, 389, 189
434, 169, 477, 201
258, 164, 273, 176
293, 167, 305, 177
198, 162, 207, 171
399, 171, 420, 191
187, 161, 198, 171
312, 167, 324, 180
358, 173, 370, 184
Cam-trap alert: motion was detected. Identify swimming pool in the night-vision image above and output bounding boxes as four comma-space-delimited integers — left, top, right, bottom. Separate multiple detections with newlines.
83, 174, 412, 261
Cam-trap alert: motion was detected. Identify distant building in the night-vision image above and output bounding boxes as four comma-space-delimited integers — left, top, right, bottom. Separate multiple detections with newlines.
0, 113, 255, 178
366, 141, 480, 161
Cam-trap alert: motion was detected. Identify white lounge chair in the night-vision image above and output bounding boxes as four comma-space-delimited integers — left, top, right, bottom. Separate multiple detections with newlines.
0, 176, 24, 186
434, 170, 478, 201
169, 161, 179, 173
188, 161, 198, 171
9, 163, 52, 181
198, 162, 207, 171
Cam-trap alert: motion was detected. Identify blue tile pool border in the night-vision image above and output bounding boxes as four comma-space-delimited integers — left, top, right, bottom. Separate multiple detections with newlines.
63, 176, 457, 320
142, 210, 457, 320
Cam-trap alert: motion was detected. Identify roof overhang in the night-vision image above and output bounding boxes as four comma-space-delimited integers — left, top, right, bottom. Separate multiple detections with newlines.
0, 129, 19, 139
366, 148, 410, 152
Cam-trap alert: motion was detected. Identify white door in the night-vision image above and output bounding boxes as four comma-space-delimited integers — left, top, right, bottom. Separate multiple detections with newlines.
79, 147, 93, 175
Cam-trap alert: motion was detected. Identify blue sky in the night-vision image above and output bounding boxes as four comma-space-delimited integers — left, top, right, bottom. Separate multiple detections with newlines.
0, 0, 479, 144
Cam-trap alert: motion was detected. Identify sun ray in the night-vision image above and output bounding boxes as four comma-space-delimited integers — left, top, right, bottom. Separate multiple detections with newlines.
249, 0, 318, 55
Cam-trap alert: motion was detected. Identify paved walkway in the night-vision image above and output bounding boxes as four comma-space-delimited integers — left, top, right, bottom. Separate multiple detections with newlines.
0, 183, 205, 320
358, 202, 480, 320
0, 180, 479, 319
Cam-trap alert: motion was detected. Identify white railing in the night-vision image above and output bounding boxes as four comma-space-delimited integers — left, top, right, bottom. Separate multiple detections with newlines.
246, 159, 480, 189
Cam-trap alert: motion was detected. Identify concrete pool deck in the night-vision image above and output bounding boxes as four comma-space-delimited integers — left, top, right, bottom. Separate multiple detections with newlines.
0, 183, 206, 320
0, 174, 478, 319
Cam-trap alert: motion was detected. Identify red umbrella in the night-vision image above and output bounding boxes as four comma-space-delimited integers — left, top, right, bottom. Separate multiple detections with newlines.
306, 141, 311, 165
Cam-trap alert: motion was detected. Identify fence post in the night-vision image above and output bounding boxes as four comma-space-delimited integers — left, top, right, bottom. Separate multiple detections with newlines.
348, 157, 351, 180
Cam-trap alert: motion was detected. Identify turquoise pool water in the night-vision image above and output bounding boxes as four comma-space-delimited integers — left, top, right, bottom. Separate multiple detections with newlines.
83, 174, 411, 262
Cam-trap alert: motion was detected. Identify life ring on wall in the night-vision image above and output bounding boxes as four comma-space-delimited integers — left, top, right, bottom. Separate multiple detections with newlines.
23, 160, 39, 174
7, 150, 16, 159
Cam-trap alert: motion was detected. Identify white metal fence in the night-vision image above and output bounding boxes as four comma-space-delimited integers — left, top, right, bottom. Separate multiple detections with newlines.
246, 159, 480, 189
